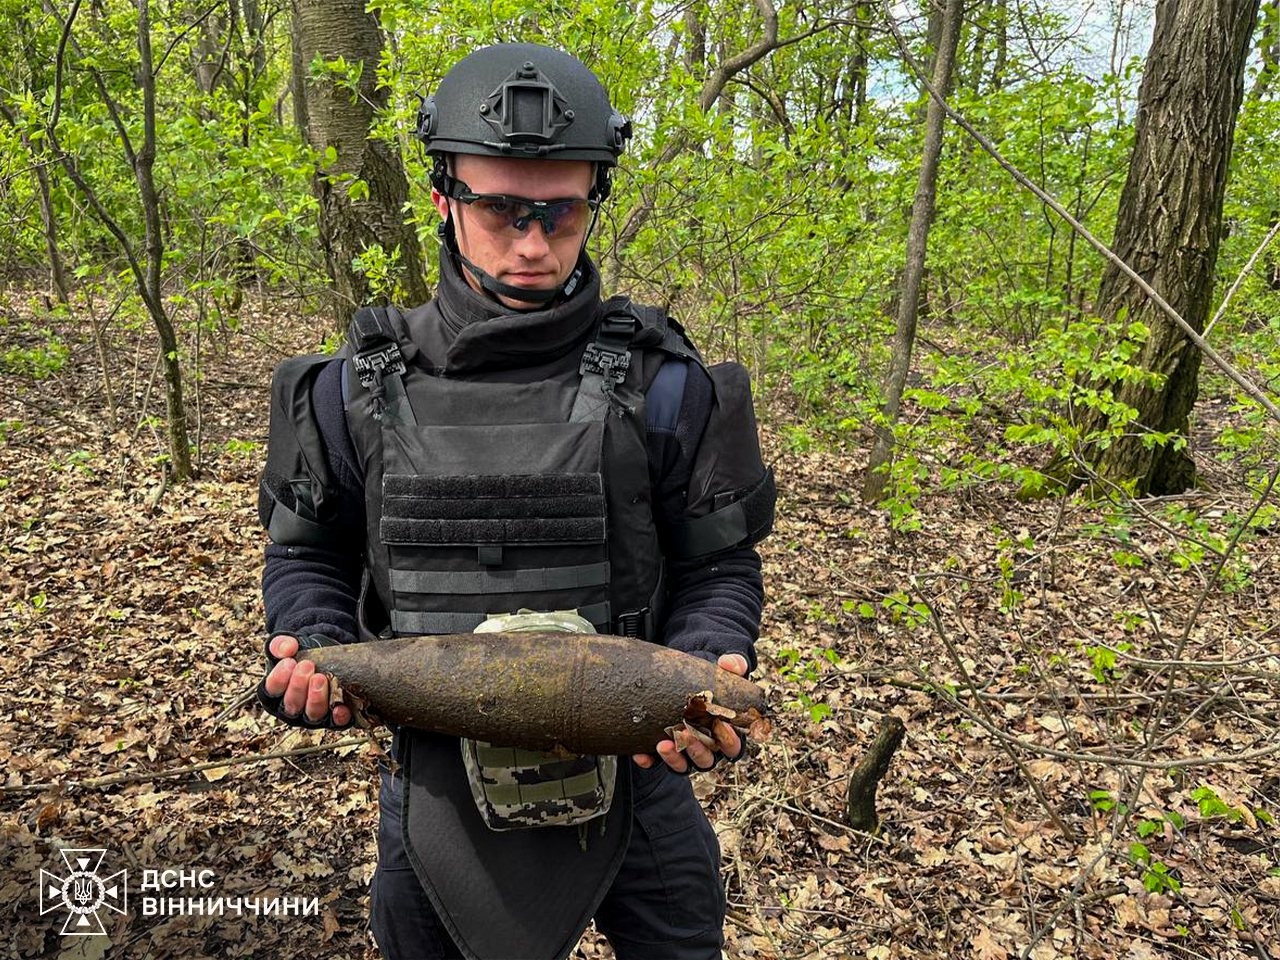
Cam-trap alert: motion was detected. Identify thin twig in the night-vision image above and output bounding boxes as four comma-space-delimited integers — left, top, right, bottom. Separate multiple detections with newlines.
1204, 218, 1280, 340
213, 683, 259, 724
0, 735, 374, 795
917, 597, 1079, 841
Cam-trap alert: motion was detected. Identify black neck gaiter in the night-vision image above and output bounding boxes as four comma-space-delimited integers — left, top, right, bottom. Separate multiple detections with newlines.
422, 248, 603, 376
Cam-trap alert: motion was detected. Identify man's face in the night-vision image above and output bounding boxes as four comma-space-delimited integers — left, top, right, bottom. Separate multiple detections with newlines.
433, 154, 594, 310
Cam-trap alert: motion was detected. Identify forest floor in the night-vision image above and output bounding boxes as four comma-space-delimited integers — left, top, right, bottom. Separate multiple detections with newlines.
0, 292, 1277, 960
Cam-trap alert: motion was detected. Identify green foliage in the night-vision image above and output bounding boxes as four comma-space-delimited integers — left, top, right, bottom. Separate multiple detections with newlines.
351, 243, 406, 302
1190, 784, 1245, 823
880, 591, 932, 629
223, 438, 261, 459
776, 644, 840, 723
1083, 641, 1128, 683
1089, 783, 1269, 898
1, 326, 69, 379
0, 0, 1275, 510
1128, 842, 1182, 894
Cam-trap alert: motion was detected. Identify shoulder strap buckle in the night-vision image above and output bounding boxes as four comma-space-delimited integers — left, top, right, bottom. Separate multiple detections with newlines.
579, 312, 635, 385
352, 342, 407, 391
348, 305, 413, 423
579, 341, 631, 386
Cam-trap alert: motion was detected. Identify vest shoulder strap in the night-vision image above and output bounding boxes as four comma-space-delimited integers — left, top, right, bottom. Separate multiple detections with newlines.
347, 305, 417, 425
620, 298, 705, 370
570, 297, 706, 424
570, 303, 637, 422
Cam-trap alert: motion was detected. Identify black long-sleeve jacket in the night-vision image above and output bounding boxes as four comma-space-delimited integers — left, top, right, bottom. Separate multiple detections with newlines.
262, 274, 764, 675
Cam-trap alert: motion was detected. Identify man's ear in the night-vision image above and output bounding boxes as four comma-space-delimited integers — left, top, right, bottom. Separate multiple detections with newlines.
432, 188, 449, 223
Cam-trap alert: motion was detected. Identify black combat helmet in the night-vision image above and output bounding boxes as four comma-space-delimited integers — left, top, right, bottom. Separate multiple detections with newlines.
416, 43, 632, 199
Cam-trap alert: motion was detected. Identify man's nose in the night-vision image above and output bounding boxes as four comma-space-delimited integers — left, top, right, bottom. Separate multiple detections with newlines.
512, 220, 553, 254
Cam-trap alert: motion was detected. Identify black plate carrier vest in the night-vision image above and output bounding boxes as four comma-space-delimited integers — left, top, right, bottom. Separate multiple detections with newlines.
344, 300, 684, 643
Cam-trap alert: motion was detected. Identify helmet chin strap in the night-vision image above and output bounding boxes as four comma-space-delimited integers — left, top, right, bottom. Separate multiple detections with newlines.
454, 249, 579, 306
440, 209, 596, 310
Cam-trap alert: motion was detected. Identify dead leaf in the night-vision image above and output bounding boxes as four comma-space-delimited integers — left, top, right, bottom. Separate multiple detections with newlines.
321, 906, 340, 942
971, 925, 1008, 960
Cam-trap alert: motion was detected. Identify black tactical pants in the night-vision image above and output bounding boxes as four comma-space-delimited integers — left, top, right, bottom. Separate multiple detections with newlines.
370, 760, 726, 960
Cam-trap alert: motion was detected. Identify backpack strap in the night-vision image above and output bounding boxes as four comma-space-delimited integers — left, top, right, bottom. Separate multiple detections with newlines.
349, 305, 417, 426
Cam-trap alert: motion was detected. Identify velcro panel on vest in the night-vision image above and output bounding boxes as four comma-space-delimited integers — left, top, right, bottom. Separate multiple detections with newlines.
381, 473, 605, 545
384, 474, 601, 499
662, 361, 776, 559
383, 518, 605, 545
390, 563, 610, 595
380, 419, 614, 635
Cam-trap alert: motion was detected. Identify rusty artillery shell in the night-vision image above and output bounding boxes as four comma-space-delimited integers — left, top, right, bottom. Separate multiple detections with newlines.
297, 632, 770, 756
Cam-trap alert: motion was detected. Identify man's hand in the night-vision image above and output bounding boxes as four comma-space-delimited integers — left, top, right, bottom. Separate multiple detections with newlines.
633, 653, 748, 773
263, 634, 353, 727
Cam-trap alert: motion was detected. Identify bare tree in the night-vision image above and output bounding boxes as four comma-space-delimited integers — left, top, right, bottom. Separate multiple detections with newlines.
863, 0, 965, 503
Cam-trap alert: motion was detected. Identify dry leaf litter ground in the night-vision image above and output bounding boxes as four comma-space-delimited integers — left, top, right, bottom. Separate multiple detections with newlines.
0, 294, 1276, 960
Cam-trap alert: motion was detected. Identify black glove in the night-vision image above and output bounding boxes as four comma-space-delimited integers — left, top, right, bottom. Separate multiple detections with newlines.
256, 633, 353, 730
673, 730, 750, 777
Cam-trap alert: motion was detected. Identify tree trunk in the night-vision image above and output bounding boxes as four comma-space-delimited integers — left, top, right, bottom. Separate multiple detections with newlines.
137, 0, 194, 482
293, 0, 429, 323
32, 152, 68, 305
683, 2, 706, 73
1045, 0, 1260, 496
239, 0, 268, 81
863, 0, 964, 503
40, 0, 195, 480
0, 103, 69, 304
962, 0, 990, 94
850, 1, 872, 127
988, 0, 1008, 92
191, 9, 226, 95
289, 0, 309, 139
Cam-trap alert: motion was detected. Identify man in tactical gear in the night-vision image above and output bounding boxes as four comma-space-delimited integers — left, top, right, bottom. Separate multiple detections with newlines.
256, 42, 775, 960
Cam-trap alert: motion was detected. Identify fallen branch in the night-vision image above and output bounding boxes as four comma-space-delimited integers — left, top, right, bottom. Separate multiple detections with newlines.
845, 714, 906, 833
213, 682, 259, 724
920, 673, 1280, 770
0, 735, 373, 795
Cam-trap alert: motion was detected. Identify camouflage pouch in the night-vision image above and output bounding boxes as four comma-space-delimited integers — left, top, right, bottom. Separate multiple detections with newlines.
461, 610, 618, 831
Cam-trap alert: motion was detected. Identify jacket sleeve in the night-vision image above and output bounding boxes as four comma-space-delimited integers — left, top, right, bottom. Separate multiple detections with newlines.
261, 358, 365, 646
649, 362, 770, 673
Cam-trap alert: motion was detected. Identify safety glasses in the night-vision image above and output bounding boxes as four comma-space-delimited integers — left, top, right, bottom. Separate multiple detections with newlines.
444, 178, 596, 238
